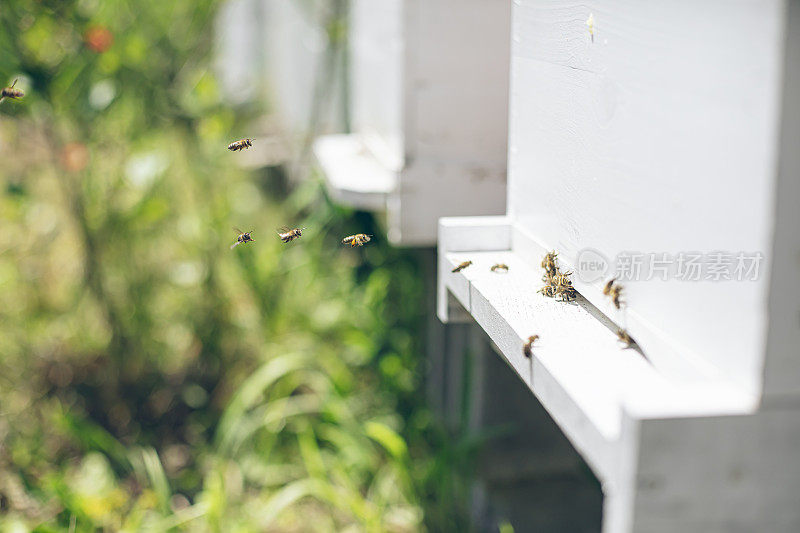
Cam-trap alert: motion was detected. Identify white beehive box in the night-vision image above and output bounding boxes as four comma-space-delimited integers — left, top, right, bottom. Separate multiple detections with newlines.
438, 1, 800, 532
314, 0, 511, 246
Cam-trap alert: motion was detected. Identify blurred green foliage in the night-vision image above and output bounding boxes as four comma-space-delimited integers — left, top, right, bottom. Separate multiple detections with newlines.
0, 1, 476, 531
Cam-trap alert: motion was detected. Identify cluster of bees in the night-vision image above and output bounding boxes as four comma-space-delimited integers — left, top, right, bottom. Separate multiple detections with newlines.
537, 251, 577, 301
525, 252, 635, 358
227, 138, 371, 250
447, 251, 636, 358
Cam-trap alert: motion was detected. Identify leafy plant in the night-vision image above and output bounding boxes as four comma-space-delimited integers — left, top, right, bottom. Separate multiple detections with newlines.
0, 1, 478, 531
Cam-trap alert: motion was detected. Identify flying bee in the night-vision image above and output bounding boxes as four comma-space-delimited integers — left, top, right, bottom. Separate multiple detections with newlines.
230, 227, 254, 249
227, 138, 254, 152
342, 233, 372, 247
541, 250, 558, 279
603, 278, 624, 309
491, 263, 509, 272
616, 328, 634, 348
277, 226, 305, 243
0, 79, 23, 102
451, 260, 472, 273
522, 334, 539, 358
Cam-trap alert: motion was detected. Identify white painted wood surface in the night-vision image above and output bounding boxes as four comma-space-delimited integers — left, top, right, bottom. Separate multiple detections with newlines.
508, 0, 785, 398
439, 217, 800, 532
216, 0, 262, 105
438, 217, 756, 481
436, 5, 800, 529
350, 0, 405, 172
313, 135, 396, 211
317, 0, 510, 245
261, 1, 344, 135
763, 0, 800, 399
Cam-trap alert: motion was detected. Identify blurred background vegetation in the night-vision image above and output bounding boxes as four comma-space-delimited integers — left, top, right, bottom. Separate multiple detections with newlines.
0, 1, 479, 530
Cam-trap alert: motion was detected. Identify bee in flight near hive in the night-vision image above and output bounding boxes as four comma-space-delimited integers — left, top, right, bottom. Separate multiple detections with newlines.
603, 278, 624, 309
277, 226, 305, 243
0, 79, 24, 103
227, 138, 254, 152
230, 227, 254, 249
451, 260, 472, 273
523, 335, 539, 358
491, 263, 509, 272
342, 233, 371, 247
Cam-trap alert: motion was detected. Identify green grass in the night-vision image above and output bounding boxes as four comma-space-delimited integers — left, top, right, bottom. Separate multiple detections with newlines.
0, 1, 479, 531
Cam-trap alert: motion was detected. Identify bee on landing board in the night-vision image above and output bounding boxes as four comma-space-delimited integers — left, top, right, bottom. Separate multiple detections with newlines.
451, 260, 472, 273
491, 263, 509, 272
553, 271, 577, 302
0, 79, 23, 103
227, 138, 253, 152
541, 250, 558, 280
538, 284, 558, 298
277, 227, 305, 243
616, 329, 634, 348
603, 278, 623, 309
523, 335, 539, 358
342, 234, 371, 247
231, 227, 254, 249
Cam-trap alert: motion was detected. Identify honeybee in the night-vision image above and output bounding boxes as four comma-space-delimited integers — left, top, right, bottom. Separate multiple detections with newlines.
0, 79, 23, 102
277, 226, 305, 243
616, 329, 634, 348
491, 263, 509, 272
603, 278, 623, 309
227, 138, 254, 152
552, 271, 572, 287
556, 286, 577, 301
552, 270, 577, 301
230, 227, 254, 249
451, 260, 472, 273
523, 334, 539, 358
541, 250, 558, 280
342, 233, 371, 247
538, 284, 558, 298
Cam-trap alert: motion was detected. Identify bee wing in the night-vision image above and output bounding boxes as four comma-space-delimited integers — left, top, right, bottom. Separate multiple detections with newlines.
233, 227, 244, 235
277, 226, 289, 233
230, 241, 240, 249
